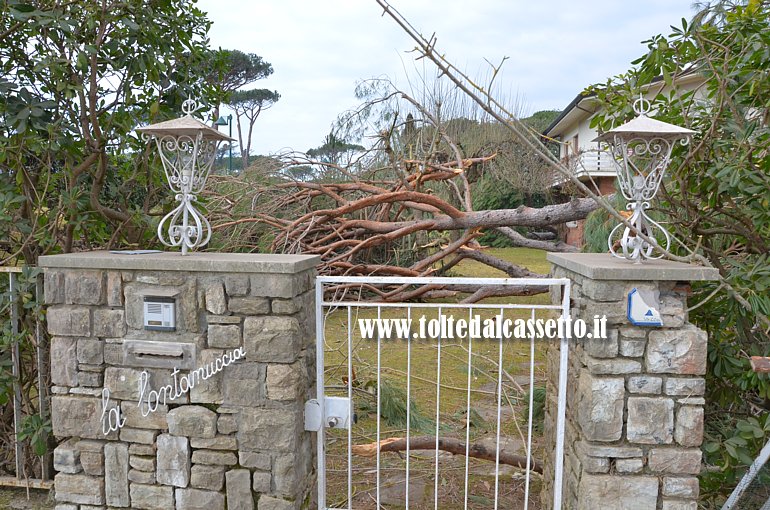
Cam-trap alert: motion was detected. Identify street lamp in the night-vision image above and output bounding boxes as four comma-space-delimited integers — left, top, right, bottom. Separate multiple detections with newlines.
214, 114, 233, 174
137, 99, 234, 255
594, 97, 695, 262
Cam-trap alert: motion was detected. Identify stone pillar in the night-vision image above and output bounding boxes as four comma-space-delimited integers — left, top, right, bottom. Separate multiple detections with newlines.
40, 251, 319, 510
542, 253, 718, 510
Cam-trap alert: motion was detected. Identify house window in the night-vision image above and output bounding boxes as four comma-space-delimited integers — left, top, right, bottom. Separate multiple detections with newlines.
562, 134, 579, 163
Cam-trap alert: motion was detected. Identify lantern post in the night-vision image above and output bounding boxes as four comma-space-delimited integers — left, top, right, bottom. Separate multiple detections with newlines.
594, 97, 695, 262
137, 100, 234, 255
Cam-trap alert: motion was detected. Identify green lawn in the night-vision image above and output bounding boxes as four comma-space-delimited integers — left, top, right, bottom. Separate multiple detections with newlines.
450, 247, 552, 278
322, 247, 552, 509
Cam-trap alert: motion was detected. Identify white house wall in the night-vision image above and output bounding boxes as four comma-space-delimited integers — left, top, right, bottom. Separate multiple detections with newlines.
557, 116, 601, 159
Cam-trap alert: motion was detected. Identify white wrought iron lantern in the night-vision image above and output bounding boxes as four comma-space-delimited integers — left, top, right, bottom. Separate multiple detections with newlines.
137, 100, 234, 255
594, 97, 695, 262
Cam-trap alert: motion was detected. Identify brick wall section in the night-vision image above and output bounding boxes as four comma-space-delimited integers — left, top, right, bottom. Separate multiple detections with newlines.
40, 252, 319, 510
542, 253, 717, 510
563, 176, 616, 249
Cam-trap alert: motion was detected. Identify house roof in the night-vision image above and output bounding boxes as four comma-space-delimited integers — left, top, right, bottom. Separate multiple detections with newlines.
542, 92, 598, 138
543, 70, 704, 139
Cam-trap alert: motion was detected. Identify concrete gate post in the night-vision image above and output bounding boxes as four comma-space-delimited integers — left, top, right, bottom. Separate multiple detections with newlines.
542, 253, 719, 510
40, 251, 319, 510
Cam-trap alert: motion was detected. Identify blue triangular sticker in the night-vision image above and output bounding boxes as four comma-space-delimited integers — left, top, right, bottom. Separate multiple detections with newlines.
627, 287, 663, 326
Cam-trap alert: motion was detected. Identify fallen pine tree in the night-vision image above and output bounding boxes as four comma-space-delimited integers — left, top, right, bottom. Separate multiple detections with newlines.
206, 86, 599, 302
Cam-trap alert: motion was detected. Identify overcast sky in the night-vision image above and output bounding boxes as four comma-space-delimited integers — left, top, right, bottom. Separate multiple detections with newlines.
196, 0, 696, 155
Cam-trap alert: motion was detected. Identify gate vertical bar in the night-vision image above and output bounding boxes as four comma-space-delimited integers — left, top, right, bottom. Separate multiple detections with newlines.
346, 306, 353, 510
405, 306, 412, 510
493, 308, 504, 510
316, 280, 327, 509
553, 279, 571, 510
9, 272, 24, 479
524, 308, 536, 509
35, 277, 51, 480
376, 305, 382, 509
433, 307, 442, 510
462, 307, 473, 510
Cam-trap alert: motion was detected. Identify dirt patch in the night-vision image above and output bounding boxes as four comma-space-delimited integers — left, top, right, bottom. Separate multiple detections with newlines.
0, 488, 54, 510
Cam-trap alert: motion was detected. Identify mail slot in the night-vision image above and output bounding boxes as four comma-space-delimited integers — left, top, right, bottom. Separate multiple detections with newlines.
123, 340, 196, 370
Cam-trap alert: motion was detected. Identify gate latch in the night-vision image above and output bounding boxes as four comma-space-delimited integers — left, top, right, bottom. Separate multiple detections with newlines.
304, 397, 352, 431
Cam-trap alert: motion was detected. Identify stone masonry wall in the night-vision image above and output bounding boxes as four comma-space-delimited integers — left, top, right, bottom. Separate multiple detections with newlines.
41, 252, 318, 510
542, 257, 711, 510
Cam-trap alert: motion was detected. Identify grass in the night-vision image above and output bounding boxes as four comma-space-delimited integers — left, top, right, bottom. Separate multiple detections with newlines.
321, 248, 552, 509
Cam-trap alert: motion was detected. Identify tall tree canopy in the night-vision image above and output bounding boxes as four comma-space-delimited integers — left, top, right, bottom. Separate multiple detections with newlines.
227, 88, 280, 170
210, 49, 274, 95
208, 49, 279, 170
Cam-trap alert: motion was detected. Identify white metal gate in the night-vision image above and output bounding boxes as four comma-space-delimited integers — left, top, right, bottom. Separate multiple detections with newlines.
307, 276, 570, 509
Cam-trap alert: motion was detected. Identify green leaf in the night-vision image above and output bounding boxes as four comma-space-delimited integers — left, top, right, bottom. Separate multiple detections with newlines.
11, 3, 35, 13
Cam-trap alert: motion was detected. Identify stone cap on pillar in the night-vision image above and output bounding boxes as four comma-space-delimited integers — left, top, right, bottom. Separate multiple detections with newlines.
39, 250, 320, 274
547, 253, 720, 281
